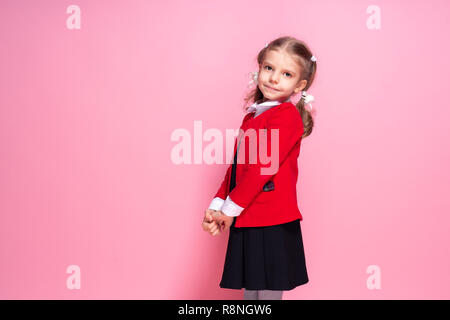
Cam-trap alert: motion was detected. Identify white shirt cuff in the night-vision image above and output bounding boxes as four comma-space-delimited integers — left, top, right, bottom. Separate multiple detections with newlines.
208, 197, 225, 211
221, 195, 244, 217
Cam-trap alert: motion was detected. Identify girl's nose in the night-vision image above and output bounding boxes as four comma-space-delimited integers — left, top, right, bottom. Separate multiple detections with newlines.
270, 73, 280, 83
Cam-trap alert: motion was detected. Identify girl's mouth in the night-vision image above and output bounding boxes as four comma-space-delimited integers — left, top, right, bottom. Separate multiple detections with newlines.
265, 84, 279, 92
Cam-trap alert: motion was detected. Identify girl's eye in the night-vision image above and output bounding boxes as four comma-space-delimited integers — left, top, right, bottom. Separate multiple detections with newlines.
264, 66, 292, 77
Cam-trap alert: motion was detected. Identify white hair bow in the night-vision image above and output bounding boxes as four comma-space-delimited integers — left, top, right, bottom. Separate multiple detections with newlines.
302, 91, 315, 114
248, 70, 259, 87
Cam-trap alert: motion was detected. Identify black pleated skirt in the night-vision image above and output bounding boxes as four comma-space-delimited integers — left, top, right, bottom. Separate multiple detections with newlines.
219, 217, 309, 291
220, 146, 309, 291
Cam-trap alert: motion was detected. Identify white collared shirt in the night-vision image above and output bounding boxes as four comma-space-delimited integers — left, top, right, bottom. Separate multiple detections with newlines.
245, 97, 291, 118
208, 96, 292, 217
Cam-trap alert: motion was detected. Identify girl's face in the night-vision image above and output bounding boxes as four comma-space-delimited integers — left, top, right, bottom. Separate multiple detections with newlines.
258, 49, 307, 102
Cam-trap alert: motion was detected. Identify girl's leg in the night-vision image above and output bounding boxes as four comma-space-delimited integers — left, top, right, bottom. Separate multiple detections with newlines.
257, 290, 283, 300
243, 289, 258, 300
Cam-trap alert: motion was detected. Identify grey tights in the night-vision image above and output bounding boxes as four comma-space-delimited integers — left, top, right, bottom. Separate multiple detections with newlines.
243, 289, 283, 300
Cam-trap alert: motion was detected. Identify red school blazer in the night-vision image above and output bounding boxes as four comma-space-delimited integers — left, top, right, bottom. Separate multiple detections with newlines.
212, 101, 304, 228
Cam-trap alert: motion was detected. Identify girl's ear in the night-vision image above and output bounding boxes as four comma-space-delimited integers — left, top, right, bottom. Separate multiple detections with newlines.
294, 79, 307, 94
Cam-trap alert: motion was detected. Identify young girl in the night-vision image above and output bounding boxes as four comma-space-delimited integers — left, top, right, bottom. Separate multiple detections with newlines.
201, 36, 317, 300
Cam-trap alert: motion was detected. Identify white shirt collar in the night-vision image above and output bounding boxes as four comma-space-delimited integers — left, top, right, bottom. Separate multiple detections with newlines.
246, 97, 291, 118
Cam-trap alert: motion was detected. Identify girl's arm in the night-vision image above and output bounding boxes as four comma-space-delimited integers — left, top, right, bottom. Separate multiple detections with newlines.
208, 112, 253, 210
208, 163, 232, 210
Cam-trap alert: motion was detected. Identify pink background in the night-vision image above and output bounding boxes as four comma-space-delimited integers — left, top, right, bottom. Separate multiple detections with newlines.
1, 0, 449, 299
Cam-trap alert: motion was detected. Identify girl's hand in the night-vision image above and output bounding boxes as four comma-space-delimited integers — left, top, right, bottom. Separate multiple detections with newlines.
202, 209, 221, 236
211, 210, 234, 232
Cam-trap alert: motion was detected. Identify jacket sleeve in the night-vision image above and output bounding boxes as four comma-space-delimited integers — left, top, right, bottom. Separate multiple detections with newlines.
222, 106, 303, 216
207, 163, 232, 210
208, 112, 253, 211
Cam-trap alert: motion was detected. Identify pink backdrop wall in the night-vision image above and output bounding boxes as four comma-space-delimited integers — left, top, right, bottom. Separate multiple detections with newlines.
1, 0, 449, 299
